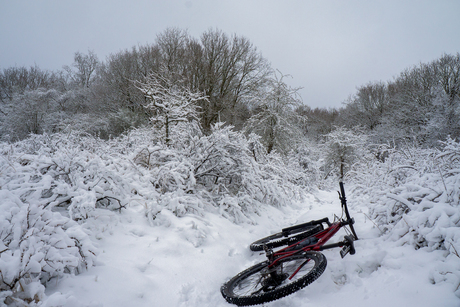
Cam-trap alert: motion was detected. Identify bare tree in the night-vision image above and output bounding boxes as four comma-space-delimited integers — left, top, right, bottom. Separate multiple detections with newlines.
156, 28, 190, 82
98, 45, 163, 135
101, 47, 154, 112
0, 65, 58, 101
298, 106, 339, 141
99, 29, 270, 134
430, 53, 460, 140
341, 81, 389, 131
194, 29, 271, 132
435, 53, 460, 103
1, 89, 62, 140
64, 50, 99, 88
385, 63, 439, 145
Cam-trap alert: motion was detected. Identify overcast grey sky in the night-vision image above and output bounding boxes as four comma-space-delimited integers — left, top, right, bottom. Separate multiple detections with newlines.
1, 0, 460, 108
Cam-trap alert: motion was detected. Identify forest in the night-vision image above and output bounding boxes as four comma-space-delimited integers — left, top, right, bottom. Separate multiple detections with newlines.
0, 28, 459, 306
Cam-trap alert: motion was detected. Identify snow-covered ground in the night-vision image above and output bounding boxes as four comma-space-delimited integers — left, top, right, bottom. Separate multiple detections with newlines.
46, 189, 459, 307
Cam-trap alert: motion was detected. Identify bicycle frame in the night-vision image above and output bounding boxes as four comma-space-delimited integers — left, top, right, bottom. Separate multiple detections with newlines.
267, 220, 345, 268
265, 182, 357, 278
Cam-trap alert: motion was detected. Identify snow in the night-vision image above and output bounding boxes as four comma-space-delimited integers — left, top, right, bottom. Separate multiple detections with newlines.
1, 130, 460, 306
45, 190, 458, 307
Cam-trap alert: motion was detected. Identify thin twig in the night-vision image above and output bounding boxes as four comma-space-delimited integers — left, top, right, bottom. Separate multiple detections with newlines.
450, 242, 460, 259
436, 163, 452, 204
361, 212, 384, 234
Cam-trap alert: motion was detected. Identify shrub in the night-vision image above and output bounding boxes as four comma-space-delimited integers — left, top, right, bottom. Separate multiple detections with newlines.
0, 191, 97, 305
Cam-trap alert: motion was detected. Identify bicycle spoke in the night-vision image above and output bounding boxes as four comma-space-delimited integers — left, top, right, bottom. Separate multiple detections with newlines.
233, 273, 264, 296
232, 256, 316, 297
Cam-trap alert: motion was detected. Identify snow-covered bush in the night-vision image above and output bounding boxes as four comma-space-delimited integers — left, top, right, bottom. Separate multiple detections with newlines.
0, 124, 313, 304
0, 132, 137, 305
134, 123, 307, 223
1, 122, 308, 226
350, 139, 460, 250
289, 139, 333, 189
0, 191, 97, 305
348, 138, 460, 295
0, 132, 137, 221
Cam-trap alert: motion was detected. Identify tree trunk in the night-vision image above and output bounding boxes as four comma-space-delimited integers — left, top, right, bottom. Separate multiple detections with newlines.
340, 156, 345, 180
165, 116, 170, 145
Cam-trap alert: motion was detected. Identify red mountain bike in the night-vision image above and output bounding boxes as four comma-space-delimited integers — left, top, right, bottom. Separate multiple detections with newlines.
221, 182, 358, 306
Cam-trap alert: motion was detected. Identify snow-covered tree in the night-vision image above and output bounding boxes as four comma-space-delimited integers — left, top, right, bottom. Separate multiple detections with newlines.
244, 71, 305, 154
323, 127, 368, 180
137, 74, 207, 145
0, 89, 64, 141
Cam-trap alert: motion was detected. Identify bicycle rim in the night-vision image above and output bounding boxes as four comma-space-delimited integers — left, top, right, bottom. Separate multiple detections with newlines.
221, 251, 327, 306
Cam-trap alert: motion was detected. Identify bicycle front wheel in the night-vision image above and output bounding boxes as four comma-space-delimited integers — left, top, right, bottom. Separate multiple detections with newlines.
221, 251, 327, 306
249, 224, 323, 251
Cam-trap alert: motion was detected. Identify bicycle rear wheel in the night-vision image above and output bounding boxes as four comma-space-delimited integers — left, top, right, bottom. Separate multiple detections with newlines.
221, 251, 327, 306
249, 224, 323, 251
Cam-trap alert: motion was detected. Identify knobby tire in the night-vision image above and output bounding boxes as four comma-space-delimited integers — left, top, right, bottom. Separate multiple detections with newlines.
221, 251, 327, 306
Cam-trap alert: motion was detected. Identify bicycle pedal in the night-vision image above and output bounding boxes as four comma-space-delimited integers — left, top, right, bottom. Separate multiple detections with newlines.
340, 245, 351, 258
